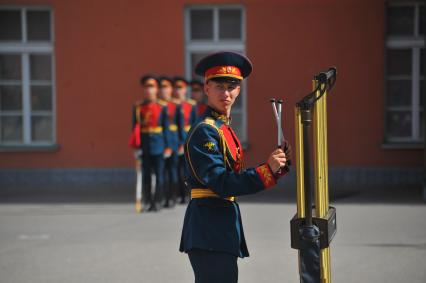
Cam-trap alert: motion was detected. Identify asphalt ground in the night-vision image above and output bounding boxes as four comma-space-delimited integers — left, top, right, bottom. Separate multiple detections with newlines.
0, 185, 425, 283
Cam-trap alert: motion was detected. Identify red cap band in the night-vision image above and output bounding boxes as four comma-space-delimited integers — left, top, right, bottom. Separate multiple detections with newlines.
205, 66, 243, 81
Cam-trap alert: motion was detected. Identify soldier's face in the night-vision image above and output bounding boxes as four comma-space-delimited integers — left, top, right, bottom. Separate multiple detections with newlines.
159, 82, 173, 101
205, 80, 240, 115
191, 85, 204, 102
143, 83, 158, 101
173, 85, 187, 100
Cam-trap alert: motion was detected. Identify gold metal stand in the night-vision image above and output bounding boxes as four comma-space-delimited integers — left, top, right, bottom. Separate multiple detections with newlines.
293, 68, 337, 283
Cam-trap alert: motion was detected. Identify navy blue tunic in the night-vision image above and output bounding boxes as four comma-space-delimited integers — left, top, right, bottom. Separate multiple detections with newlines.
179, 107, 279, 258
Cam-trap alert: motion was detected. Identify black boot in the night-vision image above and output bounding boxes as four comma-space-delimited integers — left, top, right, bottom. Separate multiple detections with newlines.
165, 183, 178, 208
153, 183, 163, 212
148, 202, 158, 212
163, 200, 170, 208
172, 183, 178, 206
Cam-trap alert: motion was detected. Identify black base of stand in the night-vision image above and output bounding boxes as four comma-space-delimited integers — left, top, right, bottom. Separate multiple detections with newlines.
290, 207, 337, 250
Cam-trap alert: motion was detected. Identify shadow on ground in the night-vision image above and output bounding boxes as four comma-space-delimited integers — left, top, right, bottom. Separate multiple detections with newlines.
0, 183, 424, 205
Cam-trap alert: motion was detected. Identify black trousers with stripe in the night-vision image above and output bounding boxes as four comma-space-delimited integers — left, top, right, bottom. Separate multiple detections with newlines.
188, 249, 238, 283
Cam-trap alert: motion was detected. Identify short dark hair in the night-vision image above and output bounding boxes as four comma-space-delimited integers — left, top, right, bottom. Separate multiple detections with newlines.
190, 78, 204, 87
140, 74, 159, 85
158, 76, 173, 84
173, 76, 188, 86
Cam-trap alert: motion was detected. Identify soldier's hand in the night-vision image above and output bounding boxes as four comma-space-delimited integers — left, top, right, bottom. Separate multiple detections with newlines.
164, 148, 172, 159
134, 149, 143, 159
283, 139, 292, 166
267, 148, 287, 173
178, 145, 184, 156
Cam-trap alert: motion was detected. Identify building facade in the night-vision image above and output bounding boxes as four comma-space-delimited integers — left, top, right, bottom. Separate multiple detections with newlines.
0, 0, 424, 191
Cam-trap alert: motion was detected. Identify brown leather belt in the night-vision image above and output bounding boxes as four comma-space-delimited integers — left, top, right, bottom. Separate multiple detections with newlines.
191, 188, 235, 202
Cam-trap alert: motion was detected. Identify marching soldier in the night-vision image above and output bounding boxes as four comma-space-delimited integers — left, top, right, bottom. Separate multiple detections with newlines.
133, 75, 171, 212
173, 76, 197, 204
190, 79, 207, 117
179, 51, 291, 282
158, 76, 183, 208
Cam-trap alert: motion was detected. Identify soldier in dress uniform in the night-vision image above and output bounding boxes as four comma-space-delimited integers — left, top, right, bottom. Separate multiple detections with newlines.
133, 75, 171, 212
179, 52, 291, 282
172, 76, 197, 204
158, 76, 183, 208
190, 79, 207, 118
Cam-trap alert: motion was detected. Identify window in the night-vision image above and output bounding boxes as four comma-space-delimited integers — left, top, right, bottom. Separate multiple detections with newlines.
185, 5, 247, 143
385, 2, 425, 143
0, 6, 55, 146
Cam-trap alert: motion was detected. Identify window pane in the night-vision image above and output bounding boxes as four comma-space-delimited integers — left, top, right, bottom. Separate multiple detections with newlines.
386, 111, 412, 138
0, 54, 21, 80
421, 80, 424, 107
386, 6, 415, 36
386, 80, 411, 107
233, 91, 243, 109
31, 115, 52, 141
27, 11, 51, 41
31, 86, 52, 111
386, 49, 412, 76
421, 49, 424, 77
1, 115, 22, 142
230, 112, 243, 138
0, 86, 22, 111
219, 9, 242, 39
420, 6, 425, 35
420, 111, 424, 139
190, 10, 213, 40
30, 54, 52, 81
0, 10, 22, 41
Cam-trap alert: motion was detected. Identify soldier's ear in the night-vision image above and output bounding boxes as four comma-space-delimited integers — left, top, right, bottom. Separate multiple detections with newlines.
204, 81, 210, 96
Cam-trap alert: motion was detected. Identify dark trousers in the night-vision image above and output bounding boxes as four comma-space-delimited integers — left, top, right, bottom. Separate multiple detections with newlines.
188, 249, 238, 283
164, 152, 178, 204
141, 154, 164, 206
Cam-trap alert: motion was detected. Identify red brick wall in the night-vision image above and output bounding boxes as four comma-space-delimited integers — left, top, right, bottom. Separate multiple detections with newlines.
0, 0, 422, 169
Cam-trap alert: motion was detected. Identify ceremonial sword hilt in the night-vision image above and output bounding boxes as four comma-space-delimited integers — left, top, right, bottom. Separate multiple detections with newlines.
270, 98, 290, 173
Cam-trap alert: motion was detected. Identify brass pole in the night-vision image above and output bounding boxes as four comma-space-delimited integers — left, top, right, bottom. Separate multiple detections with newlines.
295, 106, 306, 218
313, 80, 331, 282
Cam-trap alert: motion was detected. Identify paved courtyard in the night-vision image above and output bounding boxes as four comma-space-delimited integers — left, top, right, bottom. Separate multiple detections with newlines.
0, 187, 425, 283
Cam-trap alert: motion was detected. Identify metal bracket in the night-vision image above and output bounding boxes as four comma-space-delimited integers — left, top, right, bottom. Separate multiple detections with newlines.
290, 207, 337, 249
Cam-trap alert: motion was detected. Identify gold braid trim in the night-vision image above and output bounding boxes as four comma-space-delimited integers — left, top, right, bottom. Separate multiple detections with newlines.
185, 123, 208, 186
203, 118, 228, 168
185, 118, 229, 186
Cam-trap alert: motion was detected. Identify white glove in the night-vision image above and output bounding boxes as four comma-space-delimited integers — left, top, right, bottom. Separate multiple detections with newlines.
134, 149, 142, 159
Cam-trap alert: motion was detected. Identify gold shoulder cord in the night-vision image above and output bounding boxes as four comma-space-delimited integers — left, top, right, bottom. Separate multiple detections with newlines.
205, 118, 235, 169
203, 118, 228, 168
185, 119, 229, 186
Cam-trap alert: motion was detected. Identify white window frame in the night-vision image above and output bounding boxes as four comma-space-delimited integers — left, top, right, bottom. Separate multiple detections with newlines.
184, 5, 248, 143
0, 5, 56, 147
385, 2, 425, 143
